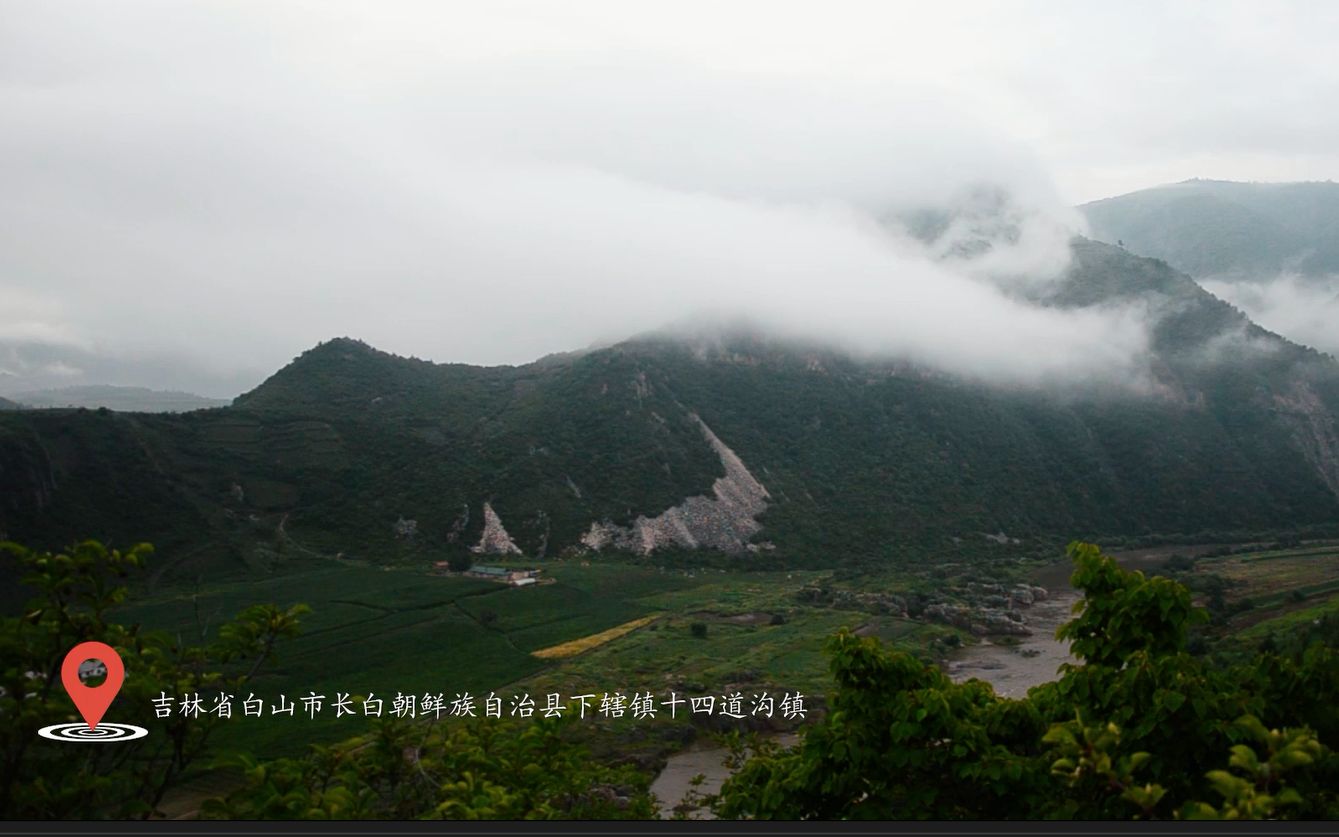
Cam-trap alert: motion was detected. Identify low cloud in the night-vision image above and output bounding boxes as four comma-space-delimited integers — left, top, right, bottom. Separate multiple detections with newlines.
1202, 276, 1339, 358
0, 2, 1161, 396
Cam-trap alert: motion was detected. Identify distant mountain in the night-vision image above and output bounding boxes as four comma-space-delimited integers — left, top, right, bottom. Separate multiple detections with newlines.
2, 238, 1338, 586
12, 385, 229, 413
1081, 180, 1339, 280
0, 397, 23, 411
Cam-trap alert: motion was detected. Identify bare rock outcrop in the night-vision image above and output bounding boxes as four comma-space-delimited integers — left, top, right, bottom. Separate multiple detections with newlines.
581, 415, 769, 555
1273, 381, 1339, 499
472, 502, 522, 555
925, 602, 1032, 637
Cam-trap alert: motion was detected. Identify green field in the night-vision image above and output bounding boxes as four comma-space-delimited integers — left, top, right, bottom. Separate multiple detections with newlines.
119, 562, 656, 751
1188, 541, 1339, 634
114, 557, 858, 757
111, 539, 1339, 764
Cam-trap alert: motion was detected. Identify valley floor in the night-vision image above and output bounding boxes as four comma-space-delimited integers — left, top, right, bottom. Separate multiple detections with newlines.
127, 537, 1339, 818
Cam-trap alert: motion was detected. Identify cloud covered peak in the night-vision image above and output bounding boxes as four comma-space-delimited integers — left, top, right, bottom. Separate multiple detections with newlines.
0, 3, 1157, 396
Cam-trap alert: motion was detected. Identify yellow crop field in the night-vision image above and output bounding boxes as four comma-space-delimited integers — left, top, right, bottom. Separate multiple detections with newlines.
530, 615, 659, 660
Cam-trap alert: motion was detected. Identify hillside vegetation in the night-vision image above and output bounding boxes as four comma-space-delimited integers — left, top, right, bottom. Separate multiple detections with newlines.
2, 240, 1339, 591
1081, 179, 1339, 279
9, 539, 1334, 820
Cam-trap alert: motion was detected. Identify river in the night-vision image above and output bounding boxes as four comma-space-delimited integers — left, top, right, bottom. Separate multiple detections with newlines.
944, 584, 1080, 698
649, 579, 1079, 819
651, 551, 1175, 816
649, 733, 798, 819
947, 549, 1178, 696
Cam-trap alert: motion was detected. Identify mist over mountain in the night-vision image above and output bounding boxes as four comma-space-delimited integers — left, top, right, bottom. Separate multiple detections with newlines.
0, 338, 260, 400
0, 3, 1138, 396
9, 4, 1339, 399
3, 238, 1337, 588
1082, 180, 1339, 279
1080, 180, 1339, 356
11, 385, 228, 413
6, 4, 1339, 824
2, 3, 1337, 587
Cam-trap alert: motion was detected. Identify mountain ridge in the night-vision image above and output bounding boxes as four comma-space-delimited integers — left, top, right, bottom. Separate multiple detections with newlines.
1080, 179, 1339, 280
2, 238, 1338, 587
10, 385, 229, 413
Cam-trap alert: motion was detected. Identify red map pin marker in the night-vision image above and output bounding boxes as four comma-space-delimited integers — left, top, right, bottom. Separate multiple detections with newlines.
60, 641, 125, 731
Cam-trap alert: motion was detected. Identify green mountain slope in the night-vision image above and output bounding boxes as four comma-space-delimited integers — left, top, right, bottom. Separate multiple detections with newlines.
2, 240, 1338, 589
1081, 180, 1339, 279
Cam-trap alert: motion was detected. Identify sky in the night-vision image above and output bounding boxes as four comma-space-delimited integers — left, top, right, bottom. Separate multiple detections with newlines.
2, 1, 1338, 396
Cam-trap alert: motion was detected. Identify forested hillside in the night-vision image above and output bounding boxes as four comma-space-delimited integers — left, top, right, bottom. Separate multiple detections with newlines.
2, 240, 1338, 589
1081, 180, 1339, 279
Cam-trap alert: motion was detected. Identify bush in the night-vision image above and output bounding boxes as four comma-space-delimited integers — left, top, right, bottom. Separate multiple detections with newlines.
1165, 554, 1195, 573
690, 622, 708, 639
0, 540, 306, 819
715, 542, 1339, 820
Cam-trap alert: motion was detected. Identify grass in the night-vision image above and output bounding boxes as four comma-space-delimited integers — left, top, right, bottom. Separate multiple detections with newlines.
1189, 543, 1339, 634
1194, 545, 1339, 601
113, 559, 831, 755
109, 550, 1086, 766
1233, 594, 1339, 643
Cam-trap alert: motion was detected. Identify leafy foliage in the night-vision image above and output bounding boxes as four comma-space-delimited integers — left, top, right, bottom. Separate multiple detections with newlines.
202, 718, 655, 820
3, 536, 1335, 821
1056, 541, 1205, 667
1, 538, 656, 820
715, 542, 1339, 820
0, 540, 305, 819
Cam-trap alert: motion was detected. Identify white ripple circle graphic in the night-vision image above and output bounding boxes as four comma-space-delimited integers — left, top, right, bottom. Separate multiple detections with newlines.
37, 722, 148, 742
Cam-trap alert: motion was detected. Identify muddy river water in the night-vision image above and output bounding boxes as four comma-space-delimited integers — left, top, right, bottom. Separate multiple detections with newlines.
944, 585, 1079, 697
650, 733, 798, 819
947, 550, 1175, 696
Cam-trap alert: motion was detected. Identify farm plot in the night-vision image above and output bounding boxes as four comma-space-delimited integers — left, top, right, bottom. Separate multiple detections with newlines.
1203, 547, 1339, 606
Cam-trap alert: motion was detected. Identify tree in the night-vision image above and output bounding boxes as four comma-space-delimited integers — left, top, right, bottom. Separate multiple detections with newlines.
202, 717, 656, 819
0, 540, 306, 819
715, 541, 1338, 820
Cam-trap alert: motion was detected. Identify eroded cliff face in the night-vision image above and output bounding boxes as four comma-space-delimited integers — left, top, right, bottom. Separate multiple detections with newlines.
1274, 381, 1339, 498
581, 415, 769, 555
472, 501, 523, 555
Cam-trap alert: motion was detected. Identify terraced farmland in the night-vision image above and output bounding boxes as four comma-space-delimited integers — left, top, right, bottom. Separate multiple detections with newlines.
1204, 546, 1339, 604
1191, 542, 1339, 632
